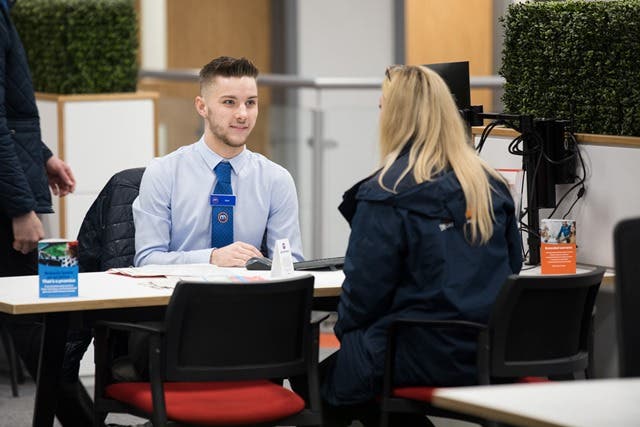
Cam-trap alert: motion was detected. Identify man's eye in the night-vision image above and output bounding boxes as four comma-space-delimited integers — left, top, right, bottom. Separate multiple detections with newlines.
223, 99, 234, 105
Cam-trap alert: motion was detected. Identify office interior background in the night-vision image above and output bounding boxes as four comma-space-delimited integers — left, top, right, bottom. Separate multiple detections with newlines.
39, 0, 634, 269
131, 0, 638, 379
3, 0, 638, 424
50, 0, 514, 262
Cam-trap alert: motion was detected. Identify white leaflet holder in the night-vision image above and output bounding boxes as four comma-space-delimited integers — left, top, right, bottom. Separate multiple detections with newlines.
271, 238, 295, 278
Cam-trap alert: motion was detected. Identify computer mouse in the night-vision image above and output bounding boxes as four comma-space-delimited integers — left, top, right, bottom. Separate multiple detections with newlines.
245, 256, 272, 270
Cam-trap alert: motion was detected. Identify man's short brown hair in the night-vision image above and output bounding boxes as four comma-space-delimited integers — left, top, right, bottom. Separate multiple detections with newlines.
199, 56, 259, 91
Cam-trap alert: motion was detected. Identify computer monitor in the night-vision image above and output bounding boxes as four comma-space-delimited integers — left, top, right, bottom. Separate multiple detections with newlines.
424, 61, 471, 109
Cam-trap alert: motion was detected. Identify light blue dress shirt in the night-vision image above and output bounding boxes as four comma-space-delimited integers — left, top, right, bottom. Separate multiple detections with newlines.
132, 137, 304, 266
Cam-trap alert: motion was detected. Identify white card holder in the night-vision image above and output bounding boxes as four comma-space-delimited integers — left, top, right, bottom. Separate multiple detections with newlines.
271, 238, 294, 277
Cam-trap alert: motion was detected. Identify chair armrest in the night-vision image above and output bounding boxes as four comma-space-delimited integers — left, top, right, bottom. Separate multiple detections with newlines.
94, 320, 165, 335
311, 311, 331, 325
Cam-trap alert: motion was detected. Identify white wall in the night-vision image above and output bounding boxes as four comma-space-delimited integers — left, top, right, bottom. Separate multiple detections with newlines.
296, 0, 394, 258
479, 134, 640, 268
139, 0, 167, 70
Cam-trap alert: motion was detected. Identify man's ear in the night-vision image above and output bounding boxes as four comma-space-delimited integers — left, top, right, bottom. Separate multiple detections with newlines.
195, 95, 207, 118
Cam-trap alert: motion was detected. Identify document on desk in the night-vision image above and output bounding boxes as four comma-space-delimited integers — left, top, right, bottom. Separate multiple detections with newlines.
110, 264, 264, 290
136, 274, 267, 290
110, 264, 345, 290
108, 263, 222, 277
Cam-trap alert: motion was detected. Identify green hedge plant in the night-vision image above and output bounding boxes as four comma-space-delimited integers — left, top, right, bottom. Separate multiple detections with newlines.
13, 0, 138, 94
500, 0, 640, 136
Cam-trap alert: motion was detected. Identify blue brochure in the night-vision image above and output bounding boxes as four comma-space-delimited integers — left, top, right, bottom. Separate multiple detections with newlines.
38, 239, 79, 298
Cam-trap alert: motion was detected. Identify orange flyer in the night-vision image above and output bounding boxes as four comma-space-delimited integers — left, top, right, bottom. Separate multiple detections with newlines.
540, 219, 576, 274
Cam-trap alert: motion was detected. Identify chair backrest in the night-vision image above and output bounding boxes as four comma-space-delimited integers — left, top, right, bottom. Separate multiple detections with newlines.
614, 217, 640, 378
483, 267, 604, 380
162, 274, 315, 382
77, 167, 145, 272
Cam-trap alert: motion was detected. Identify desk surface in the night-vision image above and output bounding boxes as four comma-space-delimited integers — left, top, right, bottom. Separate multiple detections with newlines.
0, 264, 614, 316
0, 267, 344, 315
519, 265, 615, 288
432, 378, 640, 427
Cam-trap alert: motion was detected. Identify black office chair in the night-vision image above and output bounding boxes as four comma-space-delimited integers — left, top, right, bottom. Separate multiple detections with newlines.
380, 267, 605, 427
614, 217, 640, 377
93, 274, 325, 427
78, 167, 145, 272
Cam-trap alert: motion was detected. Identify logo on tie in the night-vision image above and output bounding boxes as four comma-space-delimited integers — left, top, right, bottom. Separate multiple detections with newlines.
211, 161, 234, 248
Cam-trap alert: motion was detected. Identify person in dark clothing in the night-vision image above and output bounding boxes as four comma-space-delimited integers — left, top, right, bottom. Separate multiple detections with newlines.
320, 65, 523, 426
0, 1, 93, 425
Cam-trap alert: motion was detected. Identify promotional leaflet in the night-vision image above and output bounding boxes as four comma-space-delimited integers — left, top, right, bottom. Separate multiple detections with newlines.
38, 239, 79, 298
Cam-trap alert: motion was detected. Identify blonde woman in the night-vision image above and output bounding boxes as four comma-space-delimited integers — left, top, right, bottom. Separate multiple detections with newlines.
321, 66, 522, 426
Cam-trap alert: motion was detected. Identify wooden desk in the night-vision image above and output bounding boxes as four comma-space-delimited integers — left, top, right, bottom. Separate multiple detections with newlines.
0, 268, 343, 427
432, 378, 640, 427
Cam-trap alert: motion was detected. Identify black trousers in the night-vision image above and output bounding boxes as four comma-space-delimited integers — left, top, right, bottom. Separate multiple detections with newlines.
0, 215, 94, 426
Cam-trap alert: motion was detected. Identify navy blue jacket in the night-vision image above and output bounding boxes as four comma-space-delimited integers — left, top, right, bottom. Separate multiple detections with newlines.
323, 151, 522, 405
78, 168, 145, 272
0, 3, 53, 219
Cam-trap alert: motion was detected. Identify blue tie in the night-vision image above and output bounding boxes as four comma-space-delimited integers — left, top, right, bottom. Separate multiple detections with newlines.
211, 161, 234, 248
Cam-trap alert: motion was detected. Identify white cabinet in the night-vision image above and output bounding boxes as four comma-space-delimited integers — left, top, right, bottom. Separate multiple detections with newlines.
36, 92, 158, 240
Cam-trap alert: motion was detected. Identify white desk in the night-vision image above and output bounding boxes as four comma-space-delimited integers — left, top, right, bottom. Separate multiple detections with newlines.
432, 378, 640, 427
518, 265, 615, 288
0, 267, 343, 427
0, 268, 344, 315
0, 264, 613, 426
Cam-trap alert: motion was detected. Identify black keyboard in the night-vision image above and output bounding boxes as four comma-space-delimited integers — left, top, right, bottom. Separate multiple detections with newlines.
245, 256, 345, 271
294, 256, 345, 271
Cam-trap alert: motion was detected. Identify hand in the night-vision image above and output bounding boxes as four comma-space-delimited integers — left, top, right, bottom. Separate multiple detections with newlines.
46, 156, 76, 197
12, 211, 45, 254
209, 241, 263, 267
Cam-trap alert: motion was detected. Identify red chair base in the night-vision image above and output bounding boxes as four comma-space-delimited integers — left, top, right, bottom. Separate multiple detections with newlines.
106, 380, 305, 425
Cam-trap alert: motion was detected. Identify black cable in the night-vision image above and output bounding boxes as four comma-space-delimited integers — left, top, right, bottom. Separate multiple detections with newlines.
545, 132, 587, 219
562, 187, 585, 219
517, 169, 527, 261
508, 134, 526, 156
561, 139, 587, 218
476, 120, 505, 153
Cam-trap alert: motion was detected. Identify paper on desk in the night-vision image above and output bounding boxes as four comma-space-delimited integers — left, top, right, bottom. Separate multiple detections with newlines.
136, 272, 277, 290
109, 263, 231, 277
138, 274, 265, 289
113, 264, 345, 290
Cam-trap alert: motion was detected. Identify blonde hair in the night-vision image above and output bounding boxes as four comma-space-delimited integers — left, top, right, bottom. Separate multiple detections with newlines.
378, 65, 504, 244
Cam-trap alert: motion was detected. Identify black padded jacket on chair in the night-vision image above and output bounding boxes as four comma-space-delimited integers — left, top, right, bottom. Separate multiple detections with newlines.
77, 167, 145, 272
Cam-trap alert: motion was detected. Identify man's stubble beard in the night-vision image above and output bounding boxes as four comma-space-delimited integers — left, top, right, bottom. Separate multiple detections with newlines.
209, 122, 248, 148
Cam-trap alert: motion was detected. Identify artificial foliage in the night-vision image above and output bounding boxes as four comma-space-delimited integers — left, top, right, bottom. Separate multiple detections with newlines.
12, 0, 138, 94
500, 0, 640, 136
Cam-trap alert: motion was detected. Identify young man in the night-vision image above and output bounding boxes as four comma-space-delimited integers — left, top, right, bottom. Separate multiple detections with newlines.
133, 56, 303, 267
